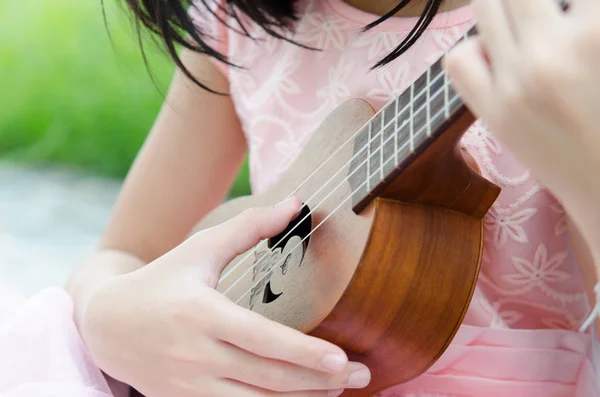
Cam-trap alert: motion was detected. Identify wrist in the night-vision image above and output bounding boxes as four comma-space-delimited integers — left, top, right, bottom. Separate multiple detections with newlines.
66, 249, 146, 332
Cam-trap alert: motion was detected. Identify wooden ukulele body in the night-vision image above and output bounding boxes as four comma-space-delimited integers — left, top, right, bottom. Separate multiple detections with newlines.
194, 98, 500, 396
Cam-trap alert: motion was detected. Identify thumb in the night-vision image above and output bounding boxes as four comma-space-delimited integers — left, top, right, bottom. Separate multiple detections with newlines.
193, 197, 303, 274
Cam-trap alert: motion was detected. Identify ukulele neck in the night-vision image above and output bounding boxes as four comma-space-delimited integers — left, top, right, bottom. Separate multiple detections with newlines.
349, 23, 478, 213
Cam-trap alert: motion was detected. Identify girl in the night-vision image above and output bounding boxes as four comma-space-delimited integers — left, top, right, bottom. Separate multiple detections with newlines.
70, 0, 600, 396
2, 0, 599, 396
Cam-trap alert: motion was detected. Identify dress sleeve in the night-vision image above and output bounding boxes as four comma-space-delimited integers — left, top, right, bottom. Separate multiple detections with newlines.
189, 0, 230, 79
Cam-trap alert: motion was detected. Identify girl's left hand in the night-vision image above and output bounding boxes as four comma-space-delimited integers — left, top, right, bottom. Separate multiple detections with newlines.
444, 0, 600, 244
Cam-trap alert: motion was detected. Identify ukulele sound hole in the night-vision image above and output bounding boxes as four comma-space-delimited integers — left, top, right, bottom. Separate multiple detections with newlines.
261, 203, 312, 304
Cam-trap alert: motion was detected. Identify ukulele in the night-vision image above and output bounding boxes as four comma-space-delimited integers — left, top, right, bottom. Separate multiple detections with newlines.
193, 23, 500, 396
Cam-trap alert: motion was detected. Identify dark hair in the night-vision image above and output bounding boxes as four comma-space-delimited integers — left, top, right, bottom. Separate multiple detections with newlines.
119, 0, 445, 93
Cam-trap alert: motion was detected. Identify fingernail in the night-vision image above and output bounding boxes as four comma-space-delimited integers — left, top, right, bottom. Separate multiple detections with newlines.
322, 353, 347, 372
328, 389, 344, 397
348, 369, 371, 387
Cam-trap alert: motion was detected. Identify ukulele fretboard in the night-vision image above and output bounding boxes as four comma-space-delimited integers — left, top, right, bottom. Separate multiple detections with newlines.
348, 23, 478, 212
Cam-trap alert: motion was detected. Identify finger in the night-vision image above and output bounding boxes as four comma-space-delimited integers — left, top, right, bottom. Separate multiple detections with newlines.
472, 0, 517, 69
501, 0, 561, 40
195, 197, 303, 268
444, 37, 494, 119
213, 341, 370, 392
208, 292, 359, 374
208, 378, 346, 397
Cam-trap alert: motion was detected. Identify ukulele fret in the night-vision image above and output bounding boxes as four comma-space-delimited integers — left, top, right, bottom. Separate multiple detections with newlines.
394, 96, 399, 166
426, 67, 431, 137
380, 111, 384, 181
411, 73, 429, 150
382, 104, 397, 177
367, 123, 372, 192
444, 70, 449, 118
368, 112, 384, 190
410, 83, 414, 153
393, 88, 412, 169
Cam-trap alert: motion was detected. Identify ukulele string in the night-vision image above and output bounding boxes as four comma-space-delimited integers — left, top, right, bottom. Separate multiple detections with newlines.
229, 89, 462, 303
261, 6, 566, 263
233, 0, 571, 307
220, 25, 479, 291
219, 67, 448, 284
218, 95, 399, 283
232, 90, 460, 305
221, 70, 451, 294
222, 72, 451, 296
285, 100, 398, 198
218, 114, 381, 283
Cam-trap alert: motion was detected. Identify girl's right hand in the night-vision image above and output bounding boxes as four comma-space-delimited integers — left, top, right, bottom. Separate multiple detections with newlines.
81, 197, 371, 397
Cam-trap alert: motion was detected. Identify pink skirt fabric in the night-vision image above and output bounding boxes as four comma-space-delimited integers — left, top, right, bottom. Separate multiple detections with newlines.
0, 287, 598, 397
0, 287, 129, 397
384, 325, 599, 396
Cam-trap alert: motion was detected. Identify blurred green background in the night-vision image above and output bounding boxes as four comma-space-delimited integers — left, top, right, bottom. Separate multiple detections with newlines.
0, 0, 251, 198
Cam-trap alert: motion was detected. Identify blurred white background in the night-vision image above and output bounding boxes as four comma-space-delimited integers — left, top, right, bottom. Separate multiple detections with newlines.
0, 163, 121, 296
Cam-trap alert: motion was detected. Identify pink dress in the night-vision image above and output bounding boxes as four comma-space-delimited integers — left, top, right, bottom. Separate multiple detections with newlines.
0, 1, 597, 396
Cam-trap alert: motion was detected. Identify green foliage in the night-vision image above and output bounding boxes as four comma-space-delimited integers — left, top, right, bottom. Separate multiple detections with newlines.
0, 0, 251, 197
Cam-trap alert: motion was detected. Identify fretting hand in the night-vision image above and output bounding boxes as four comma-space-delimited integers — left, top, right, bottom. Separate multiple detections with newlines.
445, 0, 600, 253
81, 197, 370, 397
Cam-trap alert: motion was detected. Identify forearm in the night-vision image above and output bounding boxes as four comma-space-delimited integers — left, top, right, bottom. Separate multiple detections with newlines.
66, 250, 146, 331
